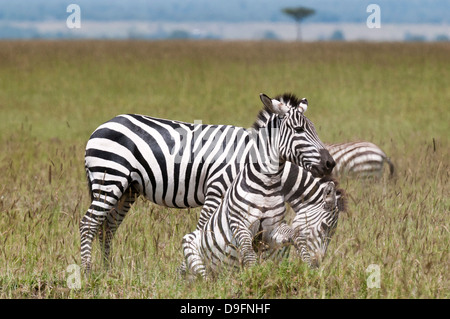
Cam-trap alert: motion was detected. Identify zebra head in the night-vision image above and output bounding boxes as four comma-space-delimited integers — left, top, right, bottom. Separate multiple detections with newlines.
290, 179, 346, 268
259, 93, 335, 177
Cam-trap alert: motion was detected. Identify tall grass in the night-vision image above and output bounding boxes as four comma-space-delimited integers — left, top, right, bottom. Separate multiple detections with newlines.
0, 41, 448, 298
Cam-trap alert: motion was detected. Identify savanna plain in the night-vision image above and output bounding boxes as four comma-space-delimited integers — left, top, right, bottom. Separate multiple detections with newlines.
0, 40, 448, 299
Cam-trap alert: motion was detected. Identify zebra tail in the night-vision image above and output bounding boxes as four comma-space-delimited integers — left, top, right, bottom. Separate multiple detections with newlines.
85, 168, 94, 202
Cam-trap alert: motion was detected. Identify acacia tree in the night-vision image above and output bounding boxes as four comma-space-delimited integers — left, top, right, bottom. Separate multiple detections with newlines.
282, 7, 315, 41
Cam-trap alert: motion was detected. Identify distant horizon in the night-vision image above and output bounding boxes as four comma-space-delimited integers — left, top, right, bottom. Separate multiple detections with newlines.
1, 0, 449, 41
1, 20, 449, 42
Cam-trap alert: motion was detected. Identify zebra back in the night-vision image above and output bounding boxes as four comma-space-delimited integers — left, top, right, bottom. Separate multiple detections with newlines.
326, 141, 394, 178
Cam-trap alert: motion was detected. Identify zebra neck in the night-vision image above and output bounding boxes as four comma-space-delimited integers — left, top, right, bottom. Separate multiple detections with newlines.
249, 117, 282, 176
252, 108, 272, 130
282, 163, 318, 204
249, 160, 286, 186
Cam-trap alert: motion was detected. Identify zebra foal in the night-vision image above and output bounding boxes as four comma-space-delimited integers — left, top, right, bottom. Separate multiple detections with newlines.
181, 163, 346, 279
281, 162, 346, 268
181, 97, 345, 279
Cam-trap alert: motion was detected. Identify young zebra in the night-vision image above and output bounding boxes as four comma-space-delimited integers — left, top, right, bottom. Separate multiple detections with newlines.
81, 93, 335, 272
325, 141, 394, 178
181, 161, 346, 279
281, 162, 346, 268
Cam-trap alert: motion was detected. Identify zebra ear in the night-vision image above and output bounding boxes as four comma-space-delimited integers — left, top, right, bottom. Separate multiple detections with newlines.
323, 181, 337, 210
298, 98, 308, 113
260, 93, 290, 116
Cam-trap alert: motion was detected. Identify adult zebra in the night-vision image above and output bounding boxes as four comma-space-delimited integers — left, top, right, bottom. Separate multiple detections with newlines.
325, 141, 394, 178
80, 93, 335, 272
180, 159, 346, 279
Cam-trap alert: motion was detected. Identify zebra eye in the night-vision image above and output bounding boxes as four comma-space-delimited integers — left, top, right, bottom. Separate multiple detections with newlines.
294, 126, 305, 133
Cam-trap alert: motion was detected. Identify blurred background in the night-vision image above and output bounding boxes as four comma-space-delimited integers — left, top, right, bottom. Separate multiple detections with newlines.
1, 0, 449, 41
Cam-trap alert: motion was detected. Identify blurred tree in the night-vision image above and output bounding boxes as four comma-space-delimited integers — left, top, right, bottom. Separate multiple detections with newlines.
330, 29, 345, 41
282, 7, 315, 41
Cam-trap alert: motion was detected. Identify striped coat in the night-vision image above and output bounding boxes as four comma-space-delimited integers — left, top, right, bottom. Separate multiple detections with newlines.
326, 141, 394, 178
80, 93, 335, 272
181, 162, 345, 279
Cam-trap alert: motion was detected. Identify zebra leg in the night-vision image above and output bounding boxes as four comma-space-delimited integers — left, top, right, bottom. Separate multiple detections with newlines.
80, 198, 115, 274
255, 223, 294, 262
98, 186, 139, 269
265, 224, 295, 262
177, 260, 187, 278
231, 222, 258, 268
80, 169, 129, 274
238, 236, 258, 268
267, 223, 295, 248
196, 193, 221, 231
181, 231, 208, 279
291, 232, 313, 266
97, 221, 112, 267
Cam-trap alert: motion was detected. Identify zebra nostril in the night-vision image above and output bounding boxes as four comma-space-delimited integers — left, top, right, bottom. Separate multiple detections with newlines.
326, 159, 335, 170
324, 156, 336, 175
319, 149, 335, 175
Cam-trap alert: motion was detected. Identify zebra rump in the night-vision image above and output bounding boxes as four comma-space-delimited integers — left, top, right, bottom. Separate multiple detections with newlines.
326, 141, 394, 178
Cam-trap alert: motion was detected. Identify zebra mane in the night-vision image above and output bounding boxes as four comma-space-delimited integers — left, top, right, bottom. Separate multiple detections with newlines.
274, 93, 304, 108
319, 175, 348, 213
251, 92, 302, 131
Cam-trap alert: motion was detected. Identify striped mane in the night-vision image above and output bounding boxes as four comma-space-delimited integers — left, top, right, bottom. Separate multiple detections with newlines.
251, 93, 302, 131
274, 93, 304, 107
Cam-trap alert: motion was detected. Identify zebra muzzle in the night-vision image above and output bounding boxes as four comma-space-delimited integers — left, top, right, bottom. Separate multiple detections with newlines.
310, 149, 335, 177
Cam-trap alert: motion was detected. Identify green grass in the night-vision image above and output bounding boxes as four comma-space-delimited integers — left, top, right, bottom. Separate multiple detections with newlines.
0, 40, 448, 298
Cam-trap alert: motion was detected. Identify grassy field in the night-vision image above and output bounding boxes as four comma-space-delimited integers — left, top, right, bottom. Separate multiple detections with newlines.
0, 40, 448, 299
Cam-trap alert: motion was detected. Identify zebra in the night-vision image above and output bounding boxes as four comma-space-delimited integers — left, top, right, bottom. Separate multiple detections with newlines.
80, 92, 335, 272
325, 141, 394, 178
180, 160, 346, 279
281, 162, 346, 268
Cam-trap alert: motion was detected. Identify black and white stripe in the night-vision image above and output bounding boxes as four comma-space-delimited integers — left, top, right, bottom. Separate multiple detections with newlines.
326, 141, 394, 178
281, 162, 346, 268
180, 160, 345, 279
80, 93, 334, 272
